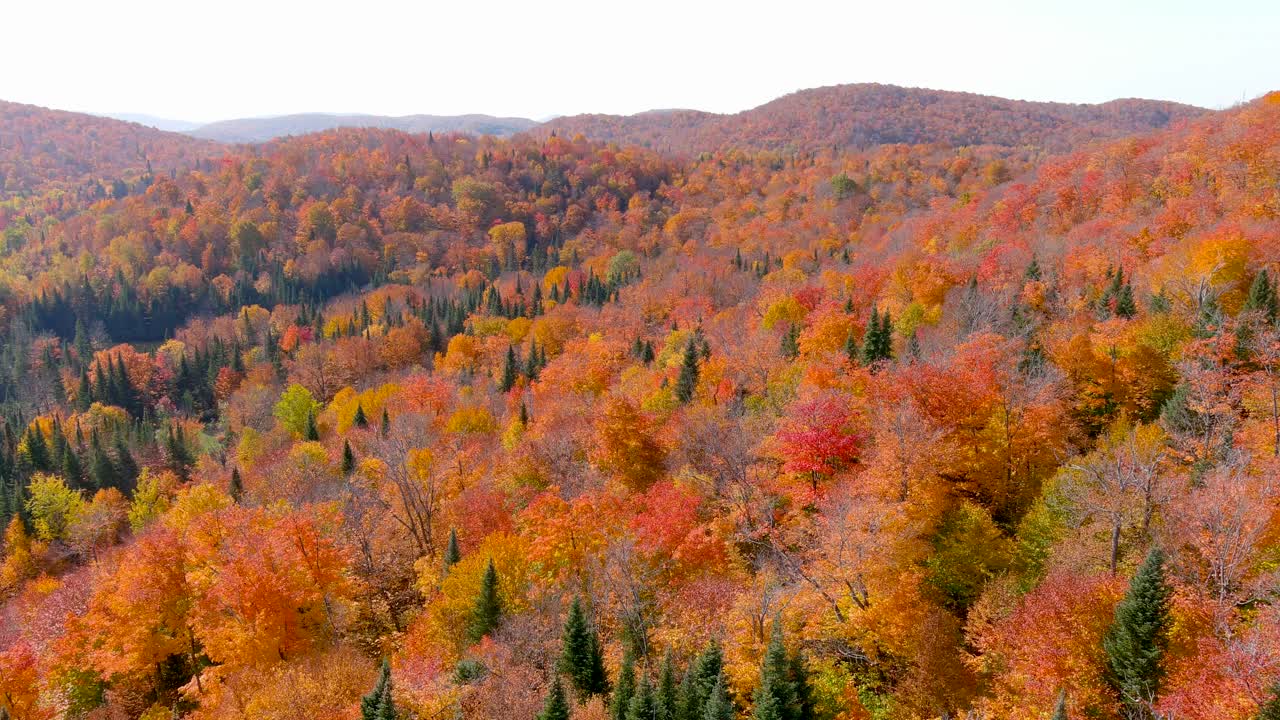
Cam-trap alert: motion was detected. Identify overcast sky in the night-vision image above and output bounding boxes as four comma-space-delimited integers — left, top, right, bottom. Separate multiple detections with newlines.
4, 0, 1276, 123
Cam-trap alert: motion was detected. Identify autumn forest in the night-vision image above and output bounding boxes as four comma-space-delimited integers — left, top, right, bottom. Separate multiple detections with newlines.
1, 83, 1279, 720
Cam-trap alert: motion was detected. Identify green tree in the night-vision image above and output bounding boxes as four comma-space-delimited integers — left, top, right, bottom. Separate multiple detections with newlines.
1259, 683, 1280, 720
675, 339, 700, 404
229, 467, 244, 502
1245, 268, 1279, 324
1103, 547, 1172, 716
444, 528, 462, 569
537, 676, 572, 720
467, 559, 503, 643
361, 658, 397, 720
626, 677, 657, 720
499, 346, 518, 392
703, 675, 734, 720
1052, 691, 1068, 720
26, 473, 85, 542
274, 384, 320, 438
611, 649, 637, 720
657, 650, 679, 720
353, 403, 369, 428
305, 409, 320, 441
341, 440, 356, 476
559, 597, 609, 701
678, 643, 725, 720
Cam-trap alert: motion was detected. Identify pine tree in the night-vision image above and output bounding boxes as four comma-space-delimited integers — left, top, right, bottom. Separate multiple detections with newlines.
500, 346, 518, 392
305, 410, 320, 441
353, 403, 369, 428
842, 332, 859, 365
22, 426, 52, 473
560, 597, 609, 700
1259, 683, 1280, 720
1245, 268, 1279, 324
656, 651, 679, 720
444, 528, 462, 570
626, 677, 657, 720
780, 324, 800, 360
380, 408, 391, 438
678, 643, 725, 720
89, 438, 117, 491
342, 440, 356, 475
467, 559, 503, 643
611, 649, 637, 720
675, 340, 700, 404
361, 659, 397, 720
229, 467, 244, 502
113, 437, 138, 491
1104, 547, 1172, 714
537, 676, 572, 720
76, 370, 93, 411
167, 424, 193, 481
753, 621, 799, 720
703, 675, 734, 720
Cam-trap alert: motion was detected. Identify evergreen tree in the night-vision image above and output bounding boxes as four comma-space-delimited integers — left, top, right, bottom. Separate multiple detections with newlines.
89, 438, 117, 491
76, 370, 93, 411
341, 440, 356, 476
657, 651, 679, 720
611, 649, 637, 720
703, 675, 734, 720
842, 332, 859, 365
113, 437, 138, 491
380, 408, 391, 437
537, 676, 572, 720
229, 467, 244, 503
444, 528, 462, 569
361, 658, 397, 720
305, 410, 320, 441
626, 677, 657, 720
560, 597, 609, 701
167, 424, 193, 480
467, 559, 503, 643
678, 643, 725, 720
353, 403, 369, 428
22, 426, 52, 473
1259, 683, 1280, 720
1103, 547, 1172, 715
753, 621, 801, 720
1244, 269, 1279, 324
675, 339, 700, 404
780, 324, 800, 360
500, 346, 518, 392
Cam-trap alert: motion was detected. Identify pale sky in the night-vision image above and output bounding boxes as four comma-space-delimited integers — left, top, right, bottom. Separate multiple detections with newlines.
4, 0, 1276, 124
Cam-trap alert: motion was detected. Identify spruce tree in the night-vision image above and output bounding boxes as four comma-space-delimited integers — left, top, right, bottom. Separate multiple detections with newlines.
499, 346, 518, 392
656, 651, 679, 720
703, 675, 734, 720
467, 559, 503, 643
1259, 683, 1280, 720
113, 437, 138, 490
305, 410, 320, 441
560, 597, 609, 700
675, 339, 700, 404
361, 658, 397, 720
611, 649, 637, 720
89, 439, 116, 491
22, 427, 51, 473
380, 408, 391, 437
229, 467, 244, 503
1103, 547, 1172, 715
444, 528, 462, 569
342, 440, 356, 476
626, 677, 657, 720
1245, 269, 1279, 324
780, 325, 800, 360
678, 642, 725, 720
753, 621, 799, 720
537, 676, 572, 720
353, 403, 369, 428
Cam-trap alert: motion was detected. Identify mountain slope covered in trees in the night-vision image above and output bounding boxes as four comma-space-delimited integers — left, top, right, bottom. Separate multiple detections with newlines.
0, 89, 1278, 720
540, 83, 1209, 154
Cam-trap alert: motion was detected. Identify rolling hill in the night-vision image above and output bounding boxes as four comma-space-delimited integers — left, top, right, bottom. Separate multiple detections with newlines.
186, 112, 539, 143
538, 83, 1210, 154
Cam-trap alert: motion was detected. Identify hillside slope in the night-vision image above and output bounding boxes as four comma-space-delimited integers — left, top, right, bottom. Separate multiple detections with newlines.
0, 100, 219, 199
188, 112, 538, 143
540, 83, 1209, 153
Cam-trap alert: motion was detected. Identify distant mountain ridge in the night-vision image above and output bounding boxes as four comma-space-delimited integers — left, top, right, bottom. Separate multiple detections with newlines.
537, 83, 1210, 154
186, 113, 539, 143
